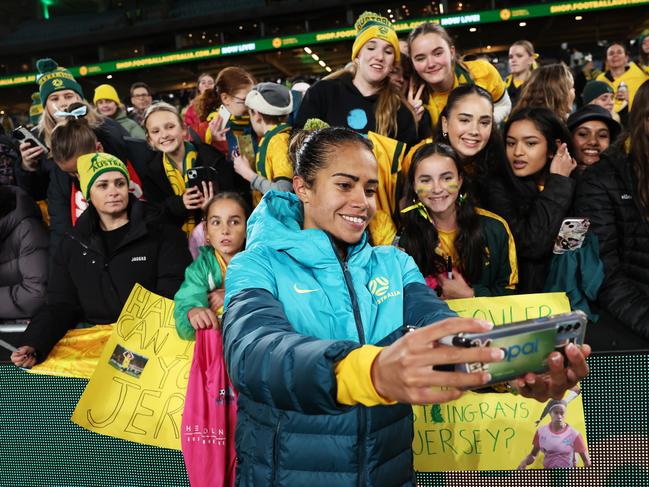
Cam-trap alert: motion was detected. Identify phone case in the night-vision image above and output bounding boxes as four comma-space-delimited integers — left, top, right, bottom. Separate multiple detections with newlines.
235, 134, 255, 165
218, 105, 231, 130
553, 218, 590, 254
186, 166, 218, 190
12, 126, 49, 152
454, 311, 587, 386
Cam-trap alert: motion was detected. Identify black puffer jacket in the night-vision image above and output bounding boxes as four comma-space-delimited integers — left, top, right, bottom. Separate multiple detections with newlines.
21, 197, 191, 360
573, 144, 649, 343
0, 185, 48, 318
485, 172, 576, 293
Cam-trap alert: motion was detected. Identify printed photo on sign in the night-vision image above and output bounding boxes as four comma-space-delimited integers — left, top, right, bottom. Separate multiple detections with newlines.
518, 387, 591, 470
108, 344, 148, 378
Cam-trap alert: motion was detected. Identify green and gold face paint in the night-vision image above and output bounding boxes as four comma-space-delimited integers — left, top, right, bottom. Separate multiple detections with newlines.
415, 183, 434, 197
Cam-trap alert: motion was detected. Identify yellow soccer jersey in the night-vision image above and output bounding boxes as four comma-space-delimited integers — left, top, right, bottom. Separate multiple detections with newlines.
366, 131, 407, 246
425, 60, 506, 128
253, 124, 293, 207
596, 62, 649, 112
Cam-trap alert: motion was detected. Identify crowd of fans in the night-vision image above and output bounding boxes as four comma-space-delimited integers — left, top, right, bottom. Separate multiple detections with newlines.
1, 10, 648, 482
0, 10, 649, 362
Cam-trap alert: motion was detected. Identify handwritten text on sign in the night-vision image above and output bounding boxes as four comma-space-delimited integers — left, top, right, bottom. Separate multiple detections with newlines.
72, 284, 194, 450
413, 293, 588, 471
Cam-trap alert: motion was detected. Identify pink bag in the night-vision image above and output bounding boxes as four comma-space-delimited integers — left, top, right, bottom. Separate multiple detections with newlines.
181, 328, 237, 487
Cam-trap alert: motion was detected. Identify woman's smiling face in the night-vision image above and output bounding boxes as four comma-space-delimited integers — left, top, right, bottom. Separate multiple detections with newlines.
442, 93, 493, 160
145, 110, 185, 154
297, 142, 378, 245
572, 120, 610, 166
414, 153, 462, 218
355, 38, 396, 85
410, 32, 455, 89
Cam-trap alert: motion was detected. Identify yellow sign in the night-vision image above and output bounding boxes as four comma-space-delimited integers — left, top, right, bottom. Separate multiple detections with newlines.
71, 284, 194, 450
272, 37, 282, 48
413, 293, 589, 471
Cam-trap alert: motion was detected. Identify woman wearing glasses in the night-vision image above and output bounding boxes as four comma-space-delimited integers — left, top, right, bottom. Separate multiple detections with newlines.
196, 66, 257, 202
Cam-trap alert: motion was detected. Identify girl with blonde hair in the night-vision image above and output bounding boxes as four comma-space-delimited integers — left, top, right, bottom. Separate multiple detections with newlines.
505, 40, 537, 107
513, 63, 576, 120
296, 11, 422, 145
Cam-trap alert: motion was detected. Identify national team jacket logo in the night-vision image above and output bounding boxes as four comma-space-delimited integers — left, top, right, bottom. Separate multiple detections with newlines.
369, 276, 401, 304
369, 276, 390, 297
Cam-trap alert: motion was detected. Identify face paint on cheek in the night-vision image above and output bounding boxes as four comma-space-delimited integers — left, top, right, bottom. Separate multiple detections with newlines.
445, 181, 460, 193
415, 183, 434, 196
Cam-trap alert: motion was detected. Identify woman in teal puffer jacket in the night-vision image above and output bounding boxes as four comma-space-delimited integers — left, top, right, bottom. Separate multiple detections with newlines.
222, 127, 590, 486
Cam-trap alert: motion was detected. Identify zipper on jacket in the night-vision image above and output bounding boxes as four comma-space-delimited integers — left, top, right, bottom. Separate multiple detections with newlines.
272, 417, 282, 486
341, 261, 366, 344
336, 251, 367, 487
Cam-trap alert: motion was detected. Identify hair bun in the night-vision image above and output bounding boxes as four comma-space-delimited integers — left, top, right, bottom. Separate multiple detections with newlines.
290, 119, 330, 167
303, 118, 330, 131
288, 130, 310, 168
56, 101, 91, 127
68, 101, 87, 114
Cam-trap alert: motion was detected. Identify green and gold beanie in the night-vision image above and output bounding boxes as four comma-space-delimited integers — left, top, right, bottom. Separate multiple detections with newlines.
36, 58, 84, 103
29, 92, 43, 125
77, 152, 129, 200
351, 11, 400, 63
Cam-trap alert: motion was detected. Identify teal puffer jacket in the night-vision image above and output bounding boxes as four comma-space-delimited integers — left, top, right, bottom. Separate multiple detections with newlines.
223, 191, 455, 486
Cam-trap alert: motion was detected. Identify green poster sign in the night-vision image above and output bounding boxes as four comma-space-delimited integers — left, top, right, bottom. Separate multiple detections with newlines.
2, 0, 648, 89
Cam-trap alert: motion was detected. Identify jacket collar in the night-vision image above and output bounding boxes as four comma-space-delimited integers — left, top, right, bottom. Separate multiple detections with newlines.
72, 195, 148, 253
247, 191, 372, 269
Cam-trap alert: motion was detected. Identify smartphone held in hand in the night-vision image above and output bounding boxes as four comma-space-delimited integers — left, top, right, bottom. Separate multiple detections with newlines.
12, 126, 49, 153
553, 218, 590, 254
444, 311, 588, 387
186, 166, 219, 193
217, 105, 231, 130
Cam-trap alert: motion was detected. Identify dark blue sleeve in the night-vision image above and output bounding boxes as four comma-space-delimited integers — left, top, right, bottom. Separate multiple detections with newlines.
222, 288, 360, 415
403, 282, 457, 328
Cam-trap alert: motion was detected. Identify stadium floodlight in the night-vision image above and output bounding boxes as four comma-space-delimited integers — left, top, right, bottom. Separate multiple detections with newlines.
40, 0, 54, 20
